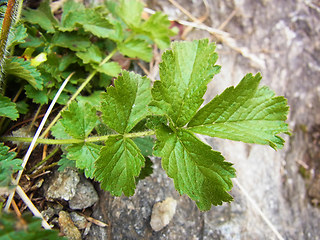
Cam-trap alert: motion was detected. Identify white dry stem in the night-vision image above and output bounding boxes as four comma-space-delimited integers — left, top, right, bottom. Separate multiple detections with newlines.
196, 134, 285, 240
16, 185, 51, 229
4, 72, 74, 211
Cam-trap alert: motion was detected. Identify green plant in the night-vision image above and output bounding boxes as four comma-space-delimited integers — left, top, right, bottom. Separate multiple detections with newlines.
0, 0, 289, 235
2, 38, 289, 210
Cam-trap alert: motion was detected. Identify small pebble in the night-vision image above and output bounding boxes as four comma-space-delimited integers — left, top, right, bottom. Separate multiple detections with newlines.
150, 197, 177, 232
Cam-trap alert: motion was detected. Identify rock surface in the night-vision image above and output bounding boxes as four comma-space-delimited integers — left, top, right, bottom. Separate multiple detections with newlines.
85, 0, 320, 239
69, 176, 99, 210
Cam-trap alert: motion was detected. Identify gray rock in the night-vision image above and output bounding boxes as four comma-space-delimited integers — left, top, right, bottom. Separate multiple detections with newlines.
69, 176, 99, 210
70, 212, 88, 229
45, 168, 80, 201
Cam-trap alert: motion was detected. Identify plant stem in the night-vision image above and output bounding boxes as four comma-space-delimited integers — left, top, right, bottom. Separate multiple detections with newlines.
0, 0, 16, 84
1, 130, 156, 145
27, 146, 60, 173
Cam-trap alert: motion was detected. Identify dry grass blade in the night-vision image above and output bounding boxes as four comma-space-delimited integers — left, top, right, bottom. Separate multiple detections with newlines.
4, 72, 74, 212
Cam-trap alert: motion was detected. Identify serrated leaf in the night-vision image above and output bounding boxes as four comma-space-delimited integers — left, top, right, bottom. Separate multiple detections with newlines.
77, 91, 103, 110
154, 127, 235, 210
61, 101, 98, 139
5, 57, 43, 90
60, 0, 85, 31
23, 0, 58, 33
117, 0, 143, 29
0, 212, 67, 239
140, 12, 176, 49
16, 100, 29, 114
151, 39, 220, 127
24, 85, 48, 104
133, 136, 154, 157
101, 70, 152, 134
93, 62, 121, 77
188, 73, 289, 149
57, 153, 76, 172
7, 23, 28, 49
67, 143, 101, 179
51, 120, 71, 139
94, 136, 145, 196
0, 143, 22, 187
76, 45, 103, 64
118, 39, 152, 62
137, 156, 153, 181
51, 32, 91, 51
0, 95, 18, 120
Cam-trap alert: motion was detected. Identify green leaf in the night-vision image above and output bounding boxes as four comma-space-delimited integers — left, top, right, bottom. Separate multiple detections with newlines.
0, 212, 67, 239
60, 0, 85, 31
76, 45, 103, 64
24, 85, 48, 104
77, 91, 103, 110
140, 12, 176, 49
7, 23, 28, 49
5, 57, 43, 90
93, 62, 121, 77
151, 39, 220, 127
154, 127, 235, 210
67, 143, 101, 179
101, 71, 152, 134
51, 32, 91, 51
137, 156, 153, 181
0, 95, 19, 120
61, 101, 98, 139
94, 136, 145, 196
188, 73, 289, 149
58, 153, 76, 172
16, 100, 29, 114
118, 39, 152, 62
117, 0, 143, 28
0, 143, 22, 187
51, 120, 71, 139
23, 0, 58, 33
133, 136, 154, 157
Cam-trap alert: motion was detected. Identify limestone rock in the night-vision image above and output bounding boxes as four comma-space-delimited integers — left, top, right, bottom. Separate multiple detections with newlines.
150, 197, 177, 232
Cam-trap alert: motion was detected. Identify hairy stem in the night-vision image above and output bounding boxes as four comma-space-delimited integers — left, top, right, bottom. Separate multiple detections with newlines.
0, 0, 17, 84
1, 130, 156, 145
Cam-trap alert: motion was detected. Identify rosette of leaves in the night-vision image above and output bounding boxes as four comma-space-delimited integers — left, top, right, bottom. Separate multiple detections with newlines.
54, 39, 289, 210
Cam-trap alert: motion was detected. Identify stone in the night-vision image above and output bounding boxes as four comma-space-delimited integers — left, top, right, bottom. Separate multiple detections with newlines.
69, 176, 99, 210
45, 168, 80, 201
59, 211, 82, 240
150, 197, 177, 232
70, 212, 88, 229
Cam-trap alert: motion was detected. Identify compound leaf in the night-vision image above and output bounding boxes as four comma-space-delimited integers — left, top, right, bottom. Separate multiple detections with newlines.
101, 71, 152, 134
61, 101, 98, 139
154, 127, 235, 210
5, 57, 43, 90
151, 39, 220, 127
24, 85, 48, 105
67, 143, 101, 179
188, 73, 289, 149
94, 136, 145, 196
0, 143, 22, 187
